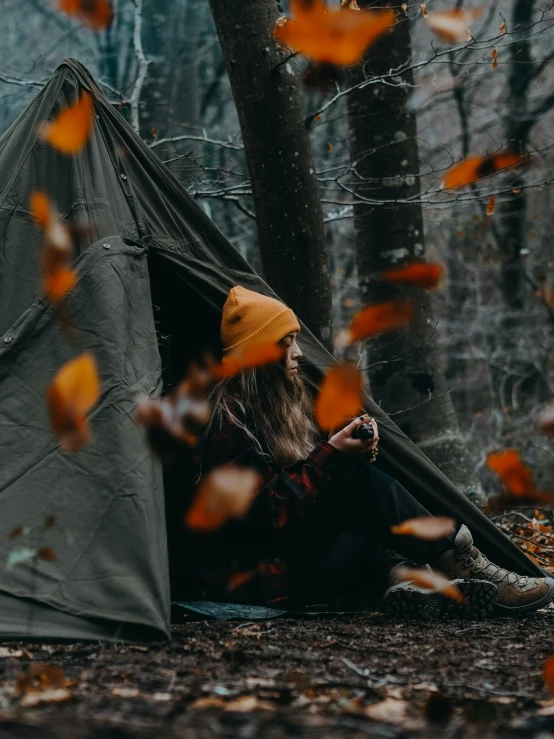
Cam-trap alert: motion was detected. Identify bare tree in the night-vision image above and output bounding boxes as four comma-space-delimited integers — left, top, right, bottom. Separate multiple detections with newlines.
208, 0, 333, 350
346, 4, 480, 493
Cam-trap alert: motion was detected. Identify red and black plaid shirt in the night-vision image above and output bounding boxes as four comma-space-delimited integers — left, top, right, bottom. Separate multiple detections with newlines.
192, 416, 346, 605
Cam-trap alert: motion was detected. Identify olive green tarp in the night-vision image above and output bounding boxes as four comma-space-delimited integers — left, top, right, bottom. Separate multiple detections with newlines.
0, 59, 543, 642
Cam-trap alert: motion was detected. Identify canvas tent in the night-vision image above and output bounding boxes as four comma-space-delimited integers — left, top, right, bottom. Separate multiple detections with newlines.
0, 59, 543, 642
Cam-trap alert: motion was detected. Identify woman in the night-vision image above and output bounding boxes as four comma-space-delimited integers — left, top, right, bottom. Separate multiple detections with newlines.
194, 286, 554, 617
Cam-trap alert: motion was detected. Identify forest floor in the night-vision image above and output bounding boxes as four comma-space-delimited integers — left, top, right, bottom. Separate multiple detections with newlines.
1, 606, 554, 739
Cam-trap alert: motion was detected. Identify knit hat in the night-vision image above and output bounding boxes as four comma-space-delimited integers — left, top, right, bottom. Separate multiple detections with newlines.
221, 286, 300, 353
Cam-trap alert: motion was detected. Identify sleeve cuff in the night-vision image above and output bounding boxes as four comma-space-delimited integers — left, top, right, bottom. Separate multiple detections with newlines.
307, 441, 344, 470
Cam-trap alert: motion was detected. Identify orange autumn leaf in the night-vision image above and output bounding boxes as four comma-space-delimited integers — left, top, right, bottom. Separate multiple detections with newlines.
315, 362, 362, 431
499, 21, 507, 35
426, 7, 483, 43
42, 267, 78, 303
382, 263, 443, 290
185, 466, 260, 532
226, 570, 256, 592
486, 196, 496, 215
394, 565, 466, 603
30, 192, 72, 256
338, 301, 415, 347
420, 2, 428, 18
273, 0, 395, 66
442, 152, 529, 189
46, 353, 101, 452
491, 48, 498, 70
215, 342, 284, 379
545, 655, 554, 697
57, 0, 114, 31
486, 449, 536, 497
41, 93, 94, 154
391, 516, 455, 540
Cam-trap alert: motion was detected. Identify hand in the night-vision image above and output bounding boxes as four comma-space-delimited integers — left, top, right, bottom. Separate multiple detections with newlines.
329, 415, 379, 456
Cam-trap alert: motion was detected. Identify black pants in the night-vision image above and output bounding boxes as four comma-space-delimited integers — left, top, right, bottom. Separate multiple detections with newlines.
286, 460, 456, 603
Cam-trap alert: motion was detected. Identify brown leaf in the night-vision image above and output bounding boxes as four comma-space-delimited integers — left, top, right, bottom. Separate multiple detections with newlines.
544, 655, 554, 697
499, 20, 507, 35
225, 695, 276, 712
41, 93, 94, 154
365, 698, 409, 724
391, 516, 455, 540
38, 546, 56, 562
442, 152, 530, 189
44, 515, 56, 528
46, 353, 101, 452
16, 664, 70, 697
536, 403, 554, 437
57, 0, 114, 31
273, 0, 395, 66
491, 48, 498, 70
9, 527, 24, 540
226, 570, 257, 592
420, 2, 428, 18
394, 565, 466, 602
426, 7, 483, 43
191, 696, 227, 709
486, 196, 496, 215
315, 362, 362, 431
185, 466, 260, 532
382, 263, 443, 290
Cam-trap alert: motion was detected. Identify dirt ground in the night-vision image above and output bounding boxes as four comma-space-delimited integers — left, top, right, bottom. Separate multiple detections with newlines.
1, 607, 554, 739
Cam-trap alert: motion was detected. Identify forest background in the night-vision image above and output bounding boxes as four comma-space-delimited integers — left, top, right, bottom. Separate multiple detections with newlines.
2, 0, 554, 507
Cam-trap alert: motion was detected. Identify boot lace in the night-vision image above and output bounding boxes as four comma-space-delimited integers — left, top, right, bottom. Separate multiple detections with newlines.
454, 550, 530, 587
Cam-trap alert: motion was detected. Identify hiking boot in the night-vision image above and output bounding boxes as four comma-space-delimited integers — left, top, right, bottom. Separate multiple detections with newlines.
383, 563, 497, 620
432, 525, 554, 615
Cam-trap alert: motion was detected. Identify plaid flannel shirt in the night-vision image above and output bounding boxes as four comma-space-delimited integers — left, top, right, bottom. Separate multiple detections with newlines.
193, 417, 346, 604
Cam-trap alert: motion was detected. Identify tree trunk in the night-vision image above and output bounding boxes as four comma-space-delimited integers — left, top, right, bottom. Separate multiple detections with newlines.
347, 7, 479, 495
208, 0, 333, 350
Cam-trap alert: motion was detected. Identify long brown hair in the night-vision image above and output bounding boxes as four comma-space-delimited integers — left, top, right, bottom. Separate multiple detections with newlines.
204, 362, 320, 465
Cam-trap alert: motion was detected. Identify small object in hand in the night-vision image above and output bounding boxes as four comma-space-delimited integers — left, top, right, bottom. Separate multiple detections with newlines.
352, 423, 374, 441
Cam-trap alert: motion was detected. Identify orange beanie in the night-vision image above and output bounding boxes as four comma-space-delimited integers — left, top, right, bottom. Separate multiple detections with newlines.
221, 286, 300, 353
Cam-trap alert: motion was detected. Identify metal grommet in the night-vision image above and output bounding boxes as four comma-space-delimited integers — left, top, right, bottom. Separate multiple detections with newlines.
120, 173, 127, 180
4, 337, 12, 344
274, 558, 280, 564
103, 243, 111, 249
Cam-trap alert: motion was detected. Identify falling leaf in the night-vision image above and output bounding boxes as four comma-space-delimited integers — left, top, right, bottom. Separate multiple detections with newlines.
9, 527, 24, 540
545, 655, 554, 697
391, 516, 455, 540
315, 362, 362, 431
137, 363, 212, 460
42, 267, 78, 303
394, 565, 466, 602
215, 343, 284, 379
442, 152, 530, 189
337, 301, 415, 347
227, 570, 256, 591
426, 8, 483, 43
46, 353, 101, 452
491, 48, 498, 70
57, 0, 114, 31
536, 404, 554, 437
38, 546, 56, 562
382, 263, 443, 290
486, 196, 496, 215
273, 0, 395, 66
499, 20, 507, 35
512, 188, 521, 194
486, 449, 535, 497
185, 466, 260, 532
16, 664, 73, 707
6, 547, 37, 569
401, 3, 408, 15
365, 698, 409, 724
420, 2, 428, 18
41, 93, 94, 154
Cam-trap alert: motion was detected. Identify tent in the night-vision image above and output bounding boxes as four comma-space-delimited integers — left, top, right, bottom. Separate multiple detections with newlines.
0, 59, 543, 642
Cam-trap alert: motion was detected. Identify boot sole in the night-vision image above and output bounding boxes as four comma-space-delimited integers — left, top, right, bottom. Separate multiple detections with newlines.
384, 579, 498, 620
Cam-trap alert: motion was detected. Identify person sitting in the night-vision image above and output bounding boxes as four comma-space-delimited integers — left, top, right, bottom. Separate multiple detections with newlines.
192, 286, 554, 618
